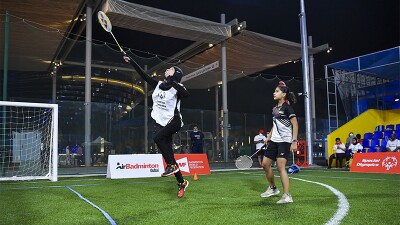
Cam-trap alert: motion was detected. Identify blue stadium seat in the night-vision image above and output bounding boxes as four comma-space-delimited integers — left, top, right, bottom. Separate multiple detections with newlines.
375, 125, 384, 132
396, 124, 400, 131
371, 139, 380, 148
364, 132, 373, 140
362, 139, 370, 148
368, 148, 377, 153
385, 124, 394, 131
362, 148, 367, 153
384, 130, 393, 139
395, 130, 400, 139
373, 131, 382, 139
381, 139, 387, 152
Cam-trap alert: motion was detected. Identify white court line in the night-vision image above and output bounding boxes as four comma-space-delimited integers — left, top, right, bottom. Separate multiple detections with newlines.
291, 177, 349, 225
236, 171, 350, 224
67, 186, 117, 225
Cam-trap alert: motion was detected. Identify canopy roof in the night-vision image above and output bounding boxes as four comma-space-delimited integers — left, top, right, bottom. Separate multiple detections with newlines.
1, 0, 328, 106
102, 0, 327, 89
0, 0, 82, 71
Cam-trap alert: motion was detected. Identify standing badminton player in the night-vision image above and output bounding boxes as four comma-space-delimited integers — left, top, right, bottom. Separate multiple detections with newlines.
260, 81, 298, 204
123, 55, 190, 198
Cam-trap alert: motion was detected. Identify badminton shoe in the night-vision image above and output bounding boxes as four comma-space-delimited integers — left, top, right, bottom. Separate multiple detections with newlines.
276, 193, 293, 204
177, 179, 189, 198
260, 186, 280, 198
162, 164, 180, 177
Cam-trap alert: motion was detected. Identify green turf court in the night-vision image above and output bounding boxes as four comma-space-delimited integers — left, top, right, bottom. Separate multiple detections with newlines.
0, 169, 399, 225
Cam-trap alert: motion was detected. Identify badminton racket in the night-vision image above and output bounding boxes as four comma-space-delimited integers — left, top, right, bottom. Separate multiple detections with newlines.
235, 144, 268, 169
97, 11, 126, 55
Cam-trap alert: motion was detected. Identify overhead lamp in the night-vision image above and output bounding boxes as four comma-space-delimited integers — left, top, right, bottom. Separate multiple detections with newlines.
327, 47, 333, 53
395, 95, 399, 102
231, 21, 246, 35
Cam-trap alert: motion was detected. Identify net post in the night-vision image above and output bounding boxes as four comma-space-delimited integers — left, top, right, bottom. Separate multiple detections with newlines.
51, 104, 58, 182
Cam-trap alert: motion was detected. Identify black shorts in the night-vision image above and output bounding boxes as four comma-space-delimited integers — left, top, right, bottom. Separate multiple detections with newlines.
264, 141, 291, 161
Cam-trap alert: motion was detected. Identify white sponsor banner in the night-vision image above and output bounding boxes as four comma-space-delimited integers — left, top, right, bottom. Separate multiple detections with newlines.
107, 154, 164, 179
181, 61, 219, 83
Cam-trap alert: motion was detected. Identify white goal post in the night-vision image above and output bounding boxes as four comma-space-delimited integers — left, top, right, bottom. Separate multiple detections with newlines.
0, 101, 58, 181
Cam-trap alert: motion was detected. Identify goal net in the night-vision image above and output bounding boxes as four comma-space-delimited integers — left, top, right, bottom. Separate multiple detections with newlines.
0, 101, 58, 181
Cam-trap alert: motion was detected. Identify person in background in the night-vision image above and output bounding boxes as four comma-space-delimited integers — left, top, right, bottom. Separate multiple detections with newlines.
346, 137, 363, 167
386, 133, 400, 152
76, 144, 83, 166
345, 132, 354, 149
254, 129, 267, 167
190, 125, 205, 153
65, 145, 71, 166
356, 134, 362, 144
328, 138, 346, 169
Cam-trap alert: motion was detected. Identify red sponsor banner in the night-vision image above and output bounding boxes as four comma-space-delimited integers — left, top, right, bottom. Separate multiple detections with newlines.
350, 152, 400, 174
163, 154, 211, 175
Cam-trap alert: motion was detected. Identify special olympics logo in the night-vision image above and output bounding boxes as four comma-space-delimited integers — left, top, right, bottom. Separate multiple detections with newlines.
382, 156, 398, 171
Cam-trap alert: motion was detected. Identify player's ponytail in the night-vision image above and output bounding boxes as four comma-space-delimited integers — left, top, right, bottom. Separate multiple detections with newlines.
277, 81, 297, 104
287, 91, 297, 104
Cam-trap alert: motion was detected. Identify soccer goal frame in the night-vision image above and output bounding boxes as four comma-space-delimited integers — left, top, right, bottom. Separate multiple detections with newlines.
0, 101, 58, 182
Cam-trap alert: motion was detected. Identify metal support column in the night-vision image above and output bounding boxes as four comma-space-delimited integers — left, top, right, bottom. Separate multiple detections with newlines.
144, 65, 148, 153
2, 11, 10, 176
221, 14, 229, 162
215, 86, 219, 159
299, 0, 313, 164
308, 36, 316, 142
84, 3, 92, 166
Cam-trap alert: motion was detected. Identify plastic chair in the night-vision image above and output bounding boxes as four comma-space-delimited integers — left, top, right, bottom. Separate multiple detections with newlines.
395, 130, 400, 139
362, 139, 370, 148
368, 148, 377, 153
373, 131, 382, 139
371, 139, 380, 148
385, 124, 394, 131
384, 130, 393, 139
375, 125, 384, 132
396, 124, 400, 131
380, 139, 387, 152
364, 132, 373, 140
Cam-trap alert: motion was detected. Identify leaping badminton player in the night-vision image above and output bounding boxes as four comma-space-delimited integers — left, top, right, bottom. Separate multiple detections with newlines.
123, 55, 190, 198
260, 81, 298, 204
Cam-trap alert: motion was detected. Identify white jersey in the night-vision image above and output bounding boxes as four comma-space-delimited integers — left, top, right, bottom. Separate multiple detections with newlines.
254, 134, 266, 150
333, 143, 346, 154
151, 81, 183, 127
271, 102, 296, 143
348, 143, 363, 153
386, 139, 400, 151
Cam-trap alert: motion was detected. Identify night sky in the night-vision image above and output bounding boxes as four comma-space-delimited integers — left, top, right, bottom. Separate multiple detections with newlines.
95, 0, 399, 116
107, 0, 399, 78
